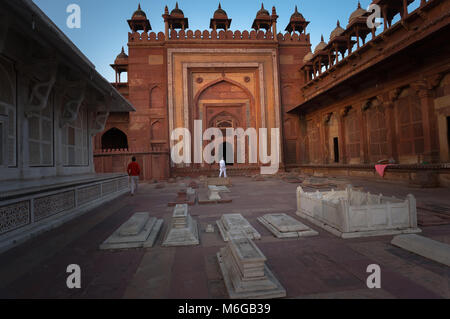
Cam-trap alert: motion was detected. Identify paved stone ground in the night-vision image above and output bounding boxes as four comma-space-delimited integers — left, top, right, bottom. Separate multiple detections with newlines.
0, 176, 449, 299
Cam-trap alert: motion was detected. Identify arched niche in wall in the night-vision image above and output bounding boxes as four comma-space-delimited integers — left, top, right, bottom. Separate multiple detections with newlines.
149, 85, 164, 109
150, 120, 165, 141
101, 127, 128, 150
395, 86, 424, 160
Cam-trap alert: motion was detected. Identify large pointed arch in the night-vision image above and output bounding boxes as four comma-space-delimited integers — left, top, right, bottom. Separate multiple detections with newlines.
194, 77, 255, 109
101, 127, 128, 150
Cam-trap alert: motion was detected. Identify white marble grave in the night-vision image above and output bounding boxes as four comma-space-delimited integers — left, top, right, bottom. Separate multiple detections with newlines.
217, 214, 261, 242
296, 186, 421, 238
162, 204, 199, 247
217, 236, 286, 299
258, 214, 318, 238
100, 212, 163, 250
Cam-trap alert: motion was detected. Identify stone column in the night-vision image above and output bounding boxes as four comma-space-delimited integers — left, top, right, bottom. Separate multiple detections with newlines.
412, 80, 438, 163
359, 105, 369, 164
337, 112, 346, 164
379, 91, 399, 163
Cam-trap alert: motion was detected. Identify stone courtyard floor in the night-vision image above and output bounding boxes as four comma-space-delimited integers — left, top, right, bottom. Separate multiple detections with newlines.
0, 176, 449, 299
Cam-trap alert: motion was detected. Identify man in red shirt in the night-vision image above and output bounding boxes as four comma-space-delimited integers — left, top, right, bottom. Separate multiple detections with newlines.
127, 157, 141, 196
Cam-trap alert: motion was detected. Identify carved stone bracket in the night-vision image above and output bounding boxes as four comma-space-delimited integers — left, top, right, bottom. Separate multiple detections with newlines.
340, 106, 352, 117
388, 88, 401, 103
323, 112, 333, 124
411, 80, 432, 98
60, 79, 86, 127
24, 59, 58, 118
90, 111, 110, 136
426, 73, 445, 91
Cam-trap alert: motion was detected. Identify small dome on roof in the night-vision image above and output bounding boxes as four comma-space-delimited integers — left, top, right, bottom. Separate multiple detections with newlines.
115, 47, 128, 63
348, 1, 367, 24
132, 4, 146, 19
314, 35, 327, 53
303, 52, 314, 63
290, 6, 305, 21
171, 2, 184, 17
330, 20, 345, 40
256, 3, 270, 17
214, 3, 228, 18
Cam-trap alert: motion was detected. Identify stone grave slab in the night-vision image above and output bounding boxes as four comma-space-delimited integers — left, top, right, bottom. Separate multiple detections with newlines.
209, 185, 231, 193
257, 214, 318, 238
100, 212, 163, 250
217, 236, 286, 299
162, 204, 199, 247
168, 188, 196, 207
207, 177, 232, 186
198, 187, 232, 205
391, 234, 450, 266
217, 214, 261, 242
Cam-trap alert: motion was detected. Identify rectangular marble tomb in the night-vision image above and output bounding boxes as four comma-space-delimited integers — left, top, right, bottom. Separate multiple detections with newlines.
258, 214, 318, 238
217, 214, 261, 242
217, 237, 286, 299
162, 204, 199, 247
100, 212, 163, 250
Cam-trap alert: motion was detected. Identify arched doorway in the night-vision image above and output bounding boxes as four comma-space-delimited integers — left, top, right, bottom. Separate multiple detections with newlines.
101, 128, 128, 150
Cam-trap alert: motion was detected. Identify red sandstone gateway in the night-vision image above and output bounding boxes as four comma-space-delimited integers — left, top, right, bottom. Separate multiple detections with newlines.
94, 1, 450, 188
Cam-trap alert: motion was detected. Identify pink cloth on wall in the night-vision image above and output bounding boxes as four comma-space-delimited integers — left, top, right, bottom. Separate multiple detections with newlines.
375, 165, 390, 177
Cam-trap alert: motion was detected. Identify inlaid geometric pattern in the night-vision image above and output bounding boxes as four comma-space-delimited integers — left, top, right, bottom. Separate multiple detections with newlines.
117, 177, 129, 190
77, 185, 101, 206
102, 181, 118, 196
34, 191, 75, 221
0, 201, 30, 235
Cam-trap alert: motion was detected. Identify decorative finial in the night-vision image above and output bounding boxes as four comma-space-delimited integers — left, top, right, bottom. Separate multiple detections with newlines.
165, 5, 169, 14
261, 3, 265, 10
358, 1, 361, 9
176, 2, 179, 9
272, 6, 277, 15
121, 46, 125, 53
295, 5, 298, 13
218, 3, 221, 9
337, 20, 340, 27
138, 3, 141, 10
321, 34, 324, 42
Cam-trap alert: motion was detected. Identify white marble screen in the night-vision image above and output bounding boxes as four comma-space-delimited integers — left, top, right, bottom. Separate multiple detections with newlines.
62, 105, 88, 166
28, 91, 54, 166
0, 55, 16, 167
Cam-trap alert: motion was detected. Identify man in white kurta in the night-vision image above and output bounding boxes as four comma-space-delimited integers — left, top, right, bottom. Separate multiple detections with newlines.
219, 158, 227, 178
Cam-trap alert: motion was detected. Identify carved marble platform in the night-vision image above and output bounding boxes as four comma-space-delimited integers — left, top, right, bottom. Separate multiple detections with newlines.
257, 214, 318, 238
207, 177, 232, 186
217, 236, 286, 299
168, 188, 196, 207
198, 187, 232, 205
162, 204, 199, 247
100, 212, 163, 250
217, 214, 261, 242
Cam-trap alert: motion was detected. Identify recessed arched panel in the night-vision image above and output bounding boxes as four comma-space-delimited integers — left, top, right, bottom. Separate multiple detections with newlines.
151, 120, 165, 140
149, 86, 164, 109
101, 127, 128, 150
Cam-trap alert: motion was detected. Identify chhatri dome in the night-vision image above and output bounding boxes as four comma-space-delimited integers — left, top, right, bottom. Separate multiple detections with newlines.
303, 52, 314, 63
330, 20, 345, 40
348, 1, 367, 25
132, 3, 147, 19
256, 3, 270, 17
214, 3, 228, 19
290, 5, 305, 21
170, 2, 185, 17
314, 35, 327, 53
115, 47, 128, 64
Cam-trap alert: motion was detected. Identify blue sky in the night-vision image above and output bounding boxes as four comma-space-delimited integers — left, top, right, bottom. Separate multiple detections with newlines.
31, 0, 417, 82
